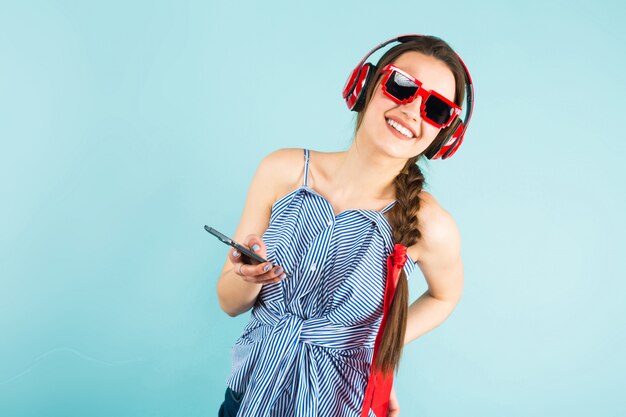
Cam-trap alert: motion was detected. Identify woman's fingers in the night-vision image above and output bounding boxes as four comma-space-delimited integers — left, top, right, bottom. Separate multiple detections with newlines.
388, 384, 400, 416
227, 234, 288, 284
242, 234, 268, 259
228, 237, 286, 284
238, 263, 286, 284
229, 247, 243, 264
236, 261, 273, 278
228, 234, 268, 266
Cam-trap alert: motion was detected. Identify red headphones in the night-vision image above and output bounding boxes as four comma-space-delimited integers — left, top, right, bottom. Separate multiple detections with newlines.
342, 34, 475, 160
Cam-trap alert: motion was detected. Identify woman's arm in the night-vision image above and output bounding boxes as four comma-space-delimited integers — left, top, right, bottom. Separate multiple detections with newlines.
404, 194, 464, 345
215, 148, 303, 317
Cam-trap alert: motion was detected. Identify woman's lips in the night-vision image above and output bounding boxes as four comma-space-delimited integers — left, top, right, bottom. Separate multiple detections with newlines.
386, 120, 415, 141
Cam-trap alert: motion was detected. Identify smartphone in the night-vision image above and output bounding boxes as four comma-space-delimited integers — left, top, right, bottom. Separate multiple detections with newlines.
204, 226, 268, 264
205, 225, 292, 278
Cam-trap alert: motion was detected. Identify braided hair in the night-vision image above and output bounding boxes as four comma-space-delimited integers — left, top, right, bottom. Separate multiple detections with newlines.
353, 35, 467, 375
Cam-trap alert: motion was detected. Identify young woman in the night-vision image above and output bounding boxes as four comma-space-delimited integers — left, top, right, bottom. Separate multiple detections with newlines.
216, 34, 473, 417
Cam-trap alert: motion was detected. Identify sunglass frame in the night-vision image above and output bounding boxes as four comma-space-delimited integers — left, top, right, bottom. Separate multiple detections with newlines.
380, 64, 461, 128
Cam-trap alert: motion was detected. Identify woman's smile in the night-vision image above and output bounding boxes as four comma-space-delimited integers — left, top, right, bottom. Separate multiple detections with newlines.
385, 117, 416, 141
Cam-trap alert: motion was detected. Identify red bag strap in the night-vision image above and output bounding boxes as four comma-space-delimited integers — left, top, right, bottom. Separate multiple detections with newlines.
360, 244, 408, 417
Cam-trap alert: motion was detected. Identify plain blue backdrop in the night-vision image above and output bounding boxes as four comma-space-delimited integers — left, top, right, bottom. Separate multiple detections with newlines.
1, 0, 624, 416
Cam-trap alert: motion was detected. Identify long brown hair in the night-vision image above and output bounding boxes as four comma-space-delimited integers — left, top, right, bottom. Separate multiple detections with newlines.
353, 36, 467, 375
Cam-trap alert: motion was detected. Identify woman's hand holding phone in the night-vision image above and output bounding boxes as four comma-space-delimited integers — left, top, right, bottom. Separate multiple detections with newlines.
229, 234, 287, 284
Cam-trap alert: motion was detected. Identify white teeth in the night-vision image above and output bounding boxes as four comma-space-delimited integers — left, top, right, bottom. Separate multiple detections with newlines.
386, 118, 414, 138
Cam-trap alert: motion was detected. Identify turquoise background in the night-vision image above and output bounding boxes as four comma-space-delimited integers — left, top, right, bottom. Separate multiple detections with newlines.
1, 0, 624, 416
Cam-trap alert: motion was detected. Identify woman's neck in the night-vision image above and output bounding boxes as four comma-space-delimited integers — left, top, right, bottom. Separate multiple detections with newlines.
326, 142, 408, 201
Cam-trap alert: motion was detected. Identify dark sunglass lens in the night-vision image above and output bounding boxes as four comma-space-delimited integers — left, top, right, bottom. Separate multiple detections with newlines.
425, 96, 454, 126
385, 71, 418, 101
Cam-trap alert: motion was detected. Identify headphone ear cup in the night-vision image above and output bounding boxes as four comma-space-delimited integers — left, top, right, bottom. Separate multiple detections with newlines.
424, 119, 463, 160
443, 132, 464, 159
350, 63, 377, 113
342, 66, 361, 108
441, 122, 465, 159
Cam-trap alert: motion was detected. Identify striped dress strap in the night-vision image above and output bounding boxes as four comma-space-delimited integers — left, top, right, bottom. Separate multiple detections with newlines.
380, 200, 397, 214
303, 148, 310, 186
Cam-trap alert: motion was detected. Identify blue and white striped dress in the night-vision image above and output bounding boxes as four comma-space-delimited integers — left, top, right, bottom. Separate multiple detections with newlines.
226, 148, 416, 416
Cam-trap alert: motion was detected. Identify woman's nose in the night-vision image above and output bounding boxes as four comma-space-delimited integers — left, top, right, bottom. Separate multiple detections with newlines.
400, 95, 423, 123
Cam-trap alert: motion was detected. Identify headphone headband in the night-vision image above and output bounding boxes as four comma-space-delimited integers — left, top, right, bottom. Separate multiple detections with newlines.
342, 34, 474, 160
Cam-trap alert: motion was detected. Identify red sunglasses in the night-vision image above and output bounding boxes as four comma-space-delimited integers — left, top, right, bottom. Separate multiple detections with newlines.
380, 64, 461, 129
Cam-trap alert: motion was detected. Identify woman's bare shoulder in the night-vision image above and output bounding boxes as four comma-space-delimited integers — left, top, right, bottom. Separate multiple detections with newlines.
260, 148, 309, 200
417, 190, 443, 224
261, 147, 304, 165
263, 147, 306, 162
408, 190, 462, 263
